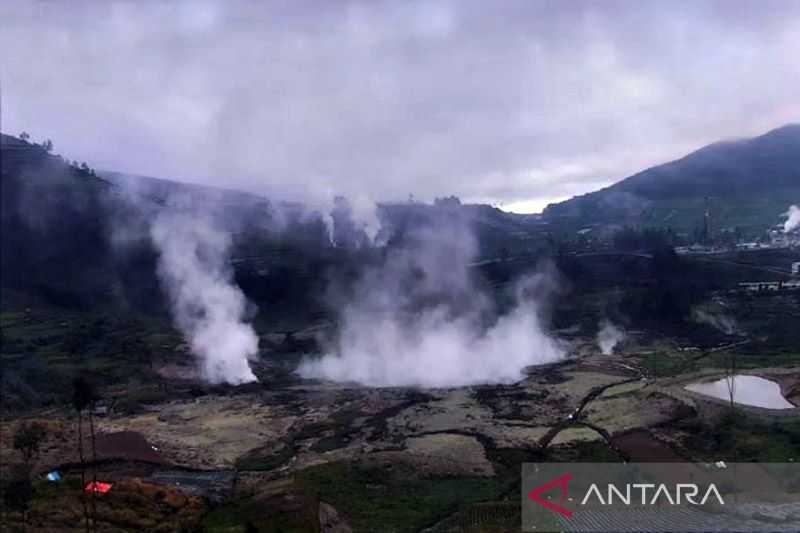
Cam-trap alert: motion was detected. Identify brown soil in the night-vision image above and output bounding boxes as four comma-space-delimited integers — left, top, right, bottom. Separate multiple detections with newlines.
612, 429, 685, 462
94, 431, 170, 465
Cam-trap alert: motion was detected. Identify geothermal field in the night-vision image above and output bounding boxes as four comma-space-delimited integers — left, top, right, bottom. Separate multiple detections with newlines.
3, 2, 800, 532
3, 119, 800, 533
3, 247, 800, 531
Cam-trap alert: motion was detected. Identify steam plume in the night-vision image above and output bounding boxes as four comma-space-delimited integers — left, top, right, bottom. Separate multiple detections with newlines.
150, 209, 258, 384
692, 308, 739, 336
784, 205, 800, 233
596, 321, 624, 355
298, 214, 564, 387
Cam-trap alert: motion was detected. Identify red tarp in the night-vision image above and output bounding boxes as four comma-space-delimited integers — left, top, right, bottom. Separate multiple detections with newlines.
84, 482, 113, 494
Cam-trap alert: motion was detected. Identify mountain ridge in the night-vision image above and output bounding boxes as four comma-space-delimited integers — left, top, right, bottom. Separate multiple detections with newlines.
543, 123, 800, 235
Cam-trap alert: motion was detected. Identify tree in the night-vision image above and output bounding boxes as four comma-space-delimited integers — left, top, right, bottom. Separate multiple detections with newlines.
42, 139, 53, 152
72, 376, 97, 533
13, 422, 47, 465
3, 468, 33, 531
434, 195, 462, 208
613, 226, 672, 252
19, 131, 30, 141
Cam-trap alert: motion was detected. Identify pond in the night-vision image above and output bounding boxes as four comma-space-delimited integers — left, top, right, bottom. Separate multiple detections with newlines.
685, 375, 795, 409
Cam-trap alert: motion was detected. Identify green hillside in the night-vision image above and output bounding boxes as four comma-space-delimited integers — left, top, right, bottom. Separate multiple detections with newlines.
544, 124, 800, 238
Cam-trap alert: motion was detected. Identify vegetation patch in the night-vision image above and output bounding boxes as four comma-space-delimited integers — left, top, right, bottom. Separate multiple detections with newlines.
296, 461, 506, 533
236, 445, 295, 472
638, 351, 691, 377
202, 494, 318, 533
679, 411, 800, 462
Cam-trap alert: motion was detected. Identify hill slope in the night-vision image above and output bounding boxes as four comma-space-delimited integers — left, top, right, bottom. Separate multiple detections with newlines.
543, 124, 800, 237
2, 133, 552, 315
1, 133, 131, 308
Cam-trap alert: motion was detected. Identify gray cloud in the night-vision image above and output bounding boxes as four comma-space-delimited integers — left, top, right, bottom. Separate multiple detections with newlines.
2, 0, 798, 211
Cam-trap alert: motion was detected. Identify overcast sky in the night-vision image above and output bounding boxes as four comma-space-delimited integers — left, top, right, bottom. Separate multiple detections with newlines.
1, 0, 798, 212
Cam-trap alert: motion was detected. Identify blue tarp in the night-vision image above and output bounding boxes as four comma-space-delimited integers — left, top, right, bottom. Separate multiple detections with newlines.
46, 471, 62, 482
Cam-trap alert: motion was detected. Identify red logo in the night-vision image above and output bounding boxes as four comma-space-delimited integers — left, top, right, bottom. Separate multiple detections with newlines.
527, 473, 573, 518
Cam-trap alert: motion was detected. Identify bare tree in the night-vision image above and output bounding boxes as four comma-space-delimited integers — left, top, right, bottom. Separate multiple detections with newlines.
13, 422, 47, 465
88, 393, 100, 532
72, 376, 96, 533
725, 350, 738, 411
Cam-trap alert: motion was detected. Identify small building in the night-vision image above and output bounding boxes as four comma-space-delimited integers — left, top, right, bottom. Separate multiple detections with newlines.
738, 280, 800, 292
792, 262, 800, 276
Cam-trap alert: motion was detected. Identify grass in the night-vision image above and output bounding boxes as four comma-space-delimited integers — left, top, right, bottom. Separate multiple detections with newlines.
287, 442, 622, 533
235, 445, 295, 472
702, 351, 800, 370
626, 188, 800, 239
202, 497, 318, 533
1, 306, 183, 412
2, 474, 206, 532
214, 450, 539, 533
555, 439, 625, 463
295, 462, 508, 533
639, 347, 800, 379
679, 411, 800, 462
638, 351, 689, 377
226, 445, 577, 533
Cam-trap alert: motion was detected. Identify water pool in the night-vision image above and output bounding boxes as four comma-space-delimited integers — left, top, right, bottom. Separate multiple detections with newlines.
685, 375, 795, 409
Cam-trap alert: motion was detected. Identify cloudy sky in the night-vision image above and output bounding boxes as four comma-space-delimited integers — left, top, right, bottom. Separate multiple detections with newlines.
1, 0, 798, 212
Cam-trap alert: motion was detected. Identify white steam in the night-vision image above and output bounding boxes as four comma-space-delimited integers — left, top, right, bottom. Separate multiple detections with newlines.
150, 210, 258, 385
348, 194, 381, 244
299, 188, 379, 247
784, 205, 800, 233
323, 212, 336, 245
692, 308, 740, 336
596, 321, 624, 355
298, 216, 564, 387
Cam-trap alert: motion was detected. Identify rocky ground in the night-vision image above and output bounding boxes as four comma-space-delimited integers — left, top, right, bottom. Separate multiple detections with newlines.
4, 339, 800, 532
